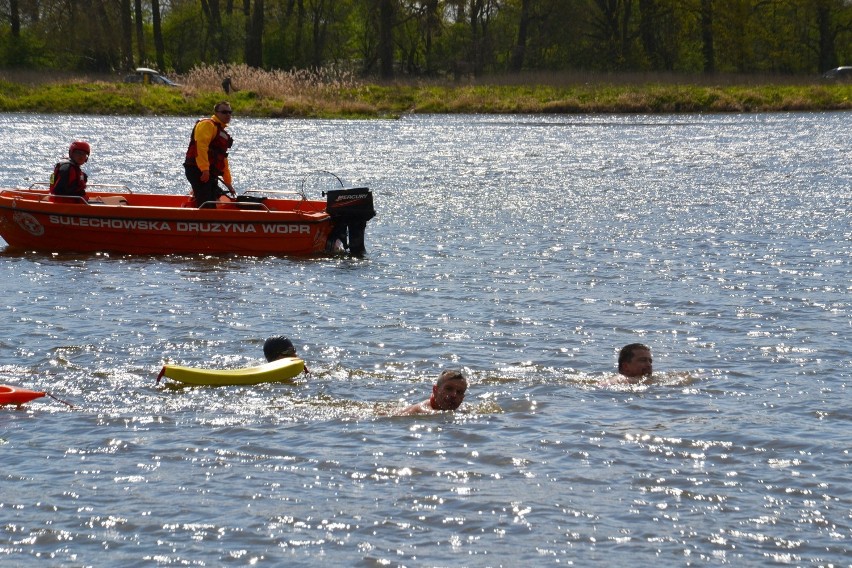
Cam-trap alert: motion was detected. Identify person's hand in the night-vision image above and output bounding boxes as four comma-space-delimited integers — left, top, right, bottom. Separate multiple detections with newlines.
200, 170, 210, 183
225, 183, 236, 197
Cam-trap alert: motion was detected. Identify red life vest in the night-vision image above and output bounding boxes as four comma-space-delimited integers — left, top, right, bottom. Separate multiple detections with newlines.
49, 159, 87, 197
184, 118, 233, 174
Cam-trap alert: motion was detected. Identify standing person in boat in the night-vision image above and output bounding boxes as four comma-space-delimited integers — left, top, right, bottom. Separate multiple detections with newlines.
605, 343, 654, 385
49, 140, 90, 202
184, 101, 236, 207
263, 336, 309, 373
396, 369, 468, 415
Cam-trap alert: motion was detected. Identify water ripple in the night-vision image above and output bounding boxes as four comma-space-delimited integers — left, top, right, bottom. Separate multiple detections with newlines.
1, 112, 850, 565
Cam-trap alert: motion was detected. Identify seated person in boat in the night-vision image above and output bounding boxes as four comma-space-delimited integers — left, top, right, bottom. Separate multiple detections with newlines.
603, 343, 654, 385
49, 140, 90, 202
184, 101, 236, 207
396, 369, 467, 415
263, 336, 309, 373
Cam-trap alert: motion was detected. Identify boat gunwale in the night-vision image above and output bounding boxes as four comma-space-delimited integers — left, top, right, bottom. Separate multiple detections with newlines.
0, 188, 333, 224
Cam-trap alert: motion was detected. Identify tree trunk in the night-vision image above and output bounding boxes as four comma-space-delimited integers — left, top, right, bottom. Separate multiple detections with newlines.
510, 0, 532, 72
620, 0, 632, 67
310, 0, 326, 67
201, 0, 226, 62
700, 0, 714, 74
815, 1, 837, 72
379, 0, 394, 79
153, 0, 166, 70
244, 0, 252, 64
424, 0, 439, 74
295, 0, 305, 66
10, 0, 20, 37
639, 0, 658, 69
134, 0, 145, 65
246, 0, 265, 67
121, 0, 134, 68
211, 0, 226, 62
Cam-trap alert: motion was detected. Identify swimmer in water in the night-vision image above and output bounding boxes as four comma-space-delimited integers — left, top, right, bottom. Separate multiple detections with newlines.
603, 343, 653, 385
263, 335, 309, 373
396, 369, 467, 415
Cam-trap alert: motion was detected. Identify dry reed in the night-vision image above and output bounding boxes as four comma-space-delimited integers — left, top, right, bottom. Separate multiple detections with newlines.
181, 63, 361, 98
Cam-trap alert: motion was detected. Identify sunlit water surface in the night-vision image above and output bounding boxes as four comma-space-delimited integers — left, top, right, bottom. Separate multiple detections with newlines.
1, 112, 850, 565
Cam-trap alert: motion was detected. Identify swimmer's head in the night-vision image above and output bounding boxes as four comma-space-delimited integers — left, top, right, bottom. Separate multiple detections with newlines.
431, 369, 467, 410
263, 336, 296, 362
618, 343, 652, 380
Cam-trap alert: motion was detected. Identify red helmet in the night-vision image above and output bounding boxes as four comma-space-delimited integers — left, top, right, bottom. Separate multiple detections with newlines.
69, 141, 90, 156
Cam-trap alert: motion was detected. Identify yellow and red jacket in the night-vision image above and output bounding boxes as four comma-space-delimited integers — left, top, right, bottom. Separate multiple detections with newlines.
184, 115, 233, 185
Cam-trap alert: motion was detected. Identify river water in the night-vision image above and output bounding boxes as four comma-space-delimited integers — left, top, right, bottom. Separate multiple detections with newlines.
1, 112, 850, 566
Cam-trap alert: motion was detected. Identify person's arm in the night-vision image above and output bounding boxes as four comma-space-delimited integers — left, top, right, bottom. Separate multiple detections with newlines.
221, 157, 235, 195
395, 399, 432, 416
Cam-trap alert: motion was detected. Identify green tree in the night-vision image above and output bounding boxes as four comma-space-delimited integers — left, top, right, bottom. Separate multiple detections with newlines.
1, 0, 849, 78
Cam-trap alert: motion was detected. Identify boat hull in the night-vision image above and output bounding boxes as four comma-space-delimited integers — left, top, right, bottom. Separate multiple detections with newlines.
0, 385, 46, 406
0, 189, 339, 255
158, 357, 306, 386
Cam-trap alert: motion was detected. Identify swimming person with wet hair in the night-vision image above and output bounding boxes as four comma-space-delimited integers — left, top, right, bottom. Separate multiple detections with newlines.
396, 369, 467, 415
619, 343, 652, 381
263, 336, 309, 373
601, 343, 654, 386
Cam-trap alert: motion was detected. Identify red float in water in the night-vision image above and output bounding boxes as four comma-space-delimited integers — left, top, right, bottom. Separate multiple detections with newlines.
0, 384, 46, 406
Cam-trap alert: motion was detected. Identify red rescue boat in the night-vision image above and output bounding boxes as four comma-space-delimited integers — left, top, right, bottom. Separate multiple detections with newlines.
0, 385, 46, 406
0, 184, 375, 256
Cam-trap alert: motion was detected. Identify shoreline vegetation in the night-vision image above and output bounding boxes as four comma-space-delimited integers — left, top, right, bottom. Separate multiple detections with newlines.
1, 65, 850, 118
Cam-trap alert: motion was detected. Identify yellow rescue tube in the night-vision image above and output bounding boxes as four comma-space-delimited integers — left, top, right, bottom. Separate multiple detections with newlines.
157, 357, 305, 386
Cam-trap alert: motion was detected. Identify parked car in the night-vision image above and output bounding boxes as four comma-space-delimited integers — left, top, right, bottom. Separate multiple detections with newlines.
821, 66, 852, 81
123, 67, 181, 87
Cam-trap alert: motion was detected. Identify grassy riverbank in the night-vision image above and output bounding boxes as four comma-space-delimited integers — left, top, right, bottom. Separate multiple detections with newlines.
1, 68, 850, 118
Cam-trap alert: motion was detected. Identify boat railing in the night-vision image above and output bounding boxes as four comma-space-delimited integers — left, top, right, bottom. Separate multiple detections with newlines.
242, 189, 308, 201
241, 171, 344, 206
28, 182, 133, 194
89, 183, 133, 193
239, 189, 310, 212
198, 199, 272, 212
23, 183, 132, 204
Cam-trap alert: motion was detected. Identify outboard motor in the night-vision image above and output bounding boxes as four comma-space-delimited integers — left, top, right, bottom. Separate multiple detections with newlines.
325, 188, 376, 255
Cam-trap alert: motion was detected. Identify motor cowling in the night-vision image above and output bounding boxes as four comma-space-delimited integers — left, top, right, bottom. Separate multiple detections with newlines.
325, 188, 376, 255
